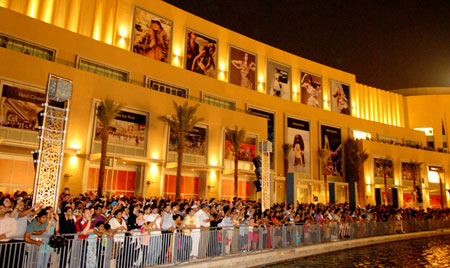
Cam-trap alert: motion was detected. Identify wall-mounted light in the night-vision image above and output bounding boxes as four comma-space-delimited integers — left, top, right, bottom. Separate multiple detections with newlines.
65, 145, 80, 156
173, 48, 181, 66
258, 75, 264, 92
323, 95, 330, 110
219, 63, 226, 81
117, 28, 128, 49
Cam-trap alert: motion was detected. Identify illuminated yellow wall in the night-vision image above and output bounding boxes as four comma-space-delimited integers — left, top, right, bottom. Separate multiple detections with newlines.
354, 83, 404, 127
404, 94, 450, 150
0, 3, 448, 206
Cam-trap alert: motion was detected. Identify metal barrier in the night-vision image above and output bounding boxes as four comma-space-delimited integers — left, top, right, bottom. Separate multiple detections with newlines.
1, 219, 449, 268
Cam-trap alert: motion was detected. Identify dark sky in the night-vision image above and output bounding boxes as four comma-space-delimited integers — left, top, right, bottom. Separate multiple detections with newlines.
164, 0, 450, 90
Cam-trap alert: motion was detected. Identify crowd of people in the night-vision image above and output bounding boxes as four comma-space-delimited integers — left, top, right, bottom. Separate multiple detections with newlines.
1, 188, 450, 267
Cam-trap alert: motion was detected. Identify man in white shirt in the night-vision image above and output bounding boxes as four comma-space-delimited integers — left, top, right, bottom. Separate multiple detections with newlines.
0, 204, 18, 268
195, 204, 211, 258
0, 204, 17, 242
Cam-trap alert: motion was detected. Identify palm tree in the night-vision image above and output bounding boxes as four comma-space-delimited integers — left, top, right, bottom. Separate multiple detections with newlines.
282, 143, 293, 178
97, 97, 123, 197
158, 101, 203, 200
379, 156, 393, 205
226, 125, 246, 198
408, 161, 422, 207
318, 147, 331, 203
344, 138, 369, 205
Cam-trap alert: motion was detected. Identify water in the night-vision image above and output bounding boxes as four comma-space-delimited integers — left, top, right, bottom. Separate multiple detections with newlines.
258, 235, 450, 268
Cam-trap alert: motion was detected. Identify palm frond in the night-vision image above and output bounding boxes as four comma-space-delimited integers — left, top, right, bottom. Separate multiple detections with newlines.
226, 125, 247, 152
159, 101, 204, 137
97, 97, 123, 127
282, 143, 293, 158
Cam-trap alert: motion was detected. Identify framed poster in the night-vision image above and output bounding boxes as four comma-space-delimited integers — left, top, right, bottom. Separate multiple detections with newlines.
169, 125, 207, 156
93, 106, 148, 149
374, 158, 393, 178
401, 162, 418, 181
224, 132, 257, 162
285, 116, 311, 176
132, 6, 172, 63
300, 71, 322, 108
266, 59, 291, 100
229, 45, 257, 90
185, 28, 218, 78
320, 124, 343, 177
0, 83, 46, 131
330, 79, 350, 115
247, 105, 275, 169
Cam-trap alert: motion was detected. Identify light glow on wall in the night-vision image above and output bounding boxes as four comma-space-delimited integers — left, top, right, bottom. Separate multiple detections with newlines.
69, 155, 78, 165
42, 0, 54, 23
27, 0, 39, 18
353, 130, 371, 140
150, 163, 158, 175
414, 128, 434, 136
428, 170, 440, 183
172, 47, 181, 66
92, 2, 103, 41
151, 152, 160, 159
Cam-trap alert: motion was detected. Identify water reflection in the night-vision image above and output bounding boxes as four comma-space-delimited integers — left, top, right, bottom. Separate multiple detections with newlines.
257, 235, 450, 268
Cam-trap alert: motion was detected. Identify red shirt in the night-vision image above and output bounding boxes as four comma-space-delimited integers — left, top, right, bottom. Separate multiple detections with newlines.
75, 219, 94, 239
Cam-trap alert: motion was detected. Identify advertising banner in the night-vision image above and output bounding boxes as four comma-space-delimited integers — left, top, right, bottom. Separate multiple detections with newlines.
267, 59, 291, 100
0, 84, 45, 131
330, 80, 350, 115
286, 117, 310, 174
185, 29, 217, 78
229, 46, 257, 90
94, 109, 147, 148
320, 124, 342, 177
300, 72, 322, 108
169, 125, 207, 156
132, 7, 172, 63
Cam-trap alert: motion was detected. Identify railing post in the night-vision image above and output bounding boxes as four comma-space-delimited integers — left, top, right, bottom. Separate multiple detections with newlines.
221, 228, 226, 256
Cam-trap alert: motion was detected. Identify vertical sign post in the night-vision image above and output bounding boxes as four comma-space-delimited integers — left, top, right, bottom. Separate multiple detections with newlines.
32, 74, 72, 210
259, 139, 272, 211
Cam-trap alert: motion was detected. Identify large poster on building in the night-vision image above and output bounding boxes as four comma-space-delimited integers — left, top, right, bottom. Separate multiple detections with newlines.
330, 80, 350, 115
0, 84, 45, 131
132, 7, 172, 63
266, 59, 291, 100
247, 106, 275, 169
185, 29, 217, 78
229, 46, 257, 90
286, 117, 310, 175
374, 158, 393, 178
169, 125, 207, 156
320, 124, 342, 177
224, 133, 257, 162
401, 162, 418, 181
300, 72, 322, 108
94, 108, 147, 148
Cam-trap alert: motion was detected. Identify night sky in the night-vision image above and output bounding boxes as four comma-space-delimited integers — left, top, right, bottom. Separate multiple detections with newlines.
164, 0, 450, 90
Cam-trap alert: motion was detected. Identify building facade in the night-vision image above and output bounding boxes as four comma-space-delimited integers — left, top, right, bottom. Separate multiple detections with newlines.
0, 0, 448, 208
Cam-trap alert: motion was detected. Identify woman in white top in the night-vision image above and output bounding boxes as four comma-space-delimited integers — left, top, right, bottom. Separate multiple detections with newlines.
109, 209, 128, 266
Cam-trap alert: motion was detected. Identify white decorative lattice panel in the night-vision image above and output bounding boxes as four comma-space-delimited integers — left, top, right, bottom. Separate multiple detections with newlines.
33, 75, 72, 209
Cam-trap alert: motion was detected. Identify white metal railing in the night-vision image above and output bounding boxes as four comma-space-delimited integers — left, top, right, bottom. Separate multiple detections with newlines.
0, 219, 449, 268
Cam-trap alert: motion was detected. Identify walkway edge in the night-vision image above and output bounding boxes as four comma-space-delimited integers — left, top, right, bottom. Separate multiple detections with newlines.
162, 229, 450, 268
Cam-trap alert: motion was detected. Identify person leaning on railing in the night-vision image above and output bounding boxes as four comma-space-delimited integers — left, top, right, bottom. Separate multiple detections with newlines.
24, 210, 51, 246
